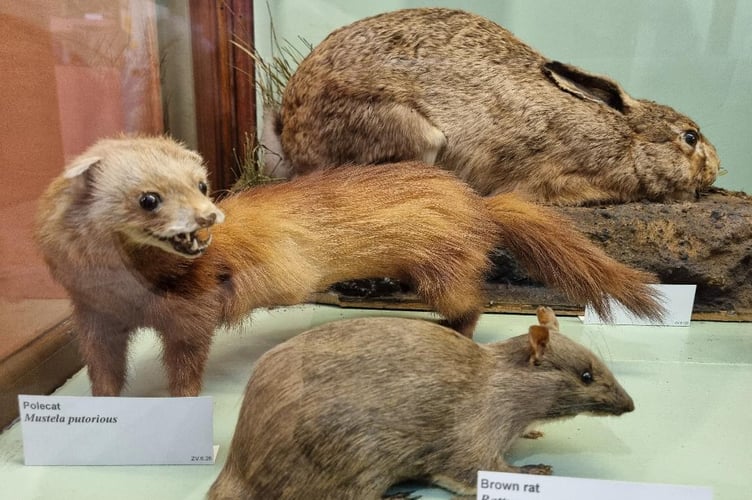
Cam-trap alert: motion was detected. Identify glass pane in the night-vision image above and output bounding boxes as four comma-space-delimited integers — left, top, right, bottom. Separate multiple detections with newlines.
0, 0, 171, 362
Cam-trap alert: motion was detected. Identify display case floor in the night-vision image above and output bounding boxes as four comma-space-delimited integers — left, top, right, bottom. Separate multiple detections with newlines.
0, 305, 750, 499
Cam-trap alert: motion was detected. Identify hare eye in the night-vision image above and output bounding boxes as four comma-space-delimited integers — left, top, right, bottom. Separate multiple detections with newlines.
683, 130, 699, 147
139, 192, 161, 211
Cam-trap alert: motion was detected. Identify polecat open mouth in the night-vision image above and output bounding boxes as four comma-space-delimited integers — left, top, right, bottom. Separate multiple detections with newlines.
157, 230, 212, 257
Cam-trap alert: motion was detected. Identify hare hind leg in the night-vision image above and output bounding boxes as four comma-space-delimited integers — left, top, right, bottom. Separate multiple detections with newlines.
421, 126, 446, 164
383, 103, 447, 165
287, 99, 447, 170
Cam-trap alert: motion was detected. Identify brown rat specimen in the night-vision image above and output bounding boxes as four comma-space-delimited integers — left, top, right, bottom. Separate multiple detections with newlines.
35, 136, 661, 397
267, 7, 720, 205
208, 308, 635, 499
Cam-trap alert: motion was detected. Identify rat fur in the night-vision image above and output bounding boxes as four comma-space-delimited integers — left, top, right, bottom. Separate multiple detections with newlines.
208, 308, 635, 499
35, 136, 661, 397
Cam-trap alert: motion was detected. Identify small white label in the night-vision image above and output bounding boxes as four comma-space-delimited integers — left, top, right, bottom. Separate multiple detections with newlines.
477, 471, 712, 500
583, 284, 696, 326
18, 395, 214, 466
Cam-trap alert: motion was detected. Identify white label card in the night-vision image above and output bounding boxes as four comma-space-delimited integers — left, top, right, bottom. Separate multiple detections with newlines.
477, 471, 713, 500
18, 395, 214, 466
583, 284, 696, 326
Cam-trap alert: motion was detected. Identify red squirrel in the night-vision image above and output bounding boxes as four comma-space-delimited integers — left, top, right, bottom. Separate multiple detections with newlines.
209, 309, 635, 499
35, 136, 662, 396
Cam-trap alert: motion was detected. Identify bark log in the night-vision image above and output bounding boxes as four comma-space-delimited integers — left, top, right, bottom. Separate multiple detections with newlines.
319, 189, 752, 321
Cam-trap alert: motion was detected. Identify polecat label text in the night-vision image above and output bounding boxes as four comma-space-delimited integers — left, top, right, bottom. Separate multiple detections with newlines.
18, 395, 214, 466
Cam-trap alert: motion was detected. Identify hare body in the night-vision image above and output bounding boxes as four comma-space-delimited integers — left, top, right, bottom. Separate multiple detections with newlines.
271, 8, 719, 205
209, 310, 635, 499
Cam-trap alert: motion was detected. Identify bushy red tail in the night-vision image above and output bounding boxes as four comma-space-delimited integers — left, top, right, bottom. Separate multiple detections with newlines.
485, 193, 664, 321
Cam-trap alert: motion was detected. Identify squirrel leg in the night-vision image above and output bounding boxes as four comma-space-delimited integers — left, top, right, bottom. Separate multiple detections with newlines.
438, 312, 482, 338
416, 276, 485, 338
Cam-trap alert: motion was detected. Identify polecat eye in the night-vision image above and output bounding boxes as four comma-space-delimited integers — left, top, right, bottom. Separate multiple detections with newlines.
139, 192, 161, 211
683, 130, 699, 147
198, 181, 208, 195
580, 370, 594, 384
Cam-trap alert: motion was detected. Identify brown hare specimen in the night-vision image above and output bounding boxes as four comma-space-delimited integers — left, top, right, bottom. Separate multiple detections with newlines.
35, 136, 661, 397
209, 309, 635, 499
267, 7, 720, 205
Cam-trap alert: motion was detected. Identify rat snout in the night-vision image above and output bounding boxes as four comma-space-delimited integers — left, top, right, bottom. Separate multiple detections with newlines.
619, 394, 635, 414
613, 385, 635, 415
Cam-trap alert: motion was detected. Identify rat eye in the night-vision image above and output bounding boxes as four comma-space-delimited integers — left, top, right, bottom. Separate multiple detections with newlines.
139, 192, 161, 211
198, 181, 208, 195
683, 130, 699, 147
580, 370, 594, 385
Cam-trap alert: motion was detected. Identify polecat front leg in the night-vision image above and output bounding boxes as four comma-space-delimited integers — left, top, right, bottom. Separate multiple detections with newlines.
158, 326, 215, 397
74, 305, 131, 396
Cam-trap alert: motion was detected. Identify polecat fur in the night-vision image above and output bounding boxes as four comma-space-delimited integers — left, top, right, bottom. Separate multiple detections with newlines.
35, 136, 662, 396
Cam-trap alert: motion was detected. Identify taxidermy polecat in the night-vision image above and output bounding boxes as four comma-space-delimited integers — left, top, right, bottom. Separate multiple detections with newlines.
36, 136, 662, 397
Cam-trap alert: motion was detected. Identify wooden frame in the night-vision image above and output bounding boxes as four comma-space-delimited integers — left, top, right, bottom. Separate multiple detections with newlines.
0, 320, 81, 430
190, 0, 257, 193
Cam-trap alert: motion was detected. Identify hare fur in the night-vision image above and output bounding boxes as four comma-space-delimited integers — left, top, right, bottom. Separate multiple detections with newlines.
269, 7, 720, 205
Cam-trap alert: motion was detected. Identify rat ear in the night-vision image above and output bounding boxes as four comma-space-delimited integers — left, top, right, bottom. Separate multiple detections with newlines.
528, 325, 550, 365
536, 306, 560, 333
543, 61, 635, 113
64, 156, 102, 179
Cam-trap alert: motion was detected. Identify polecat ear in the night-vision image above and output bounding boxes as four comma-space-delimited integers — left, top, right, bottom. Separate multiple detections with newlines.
185, 150, 204, 166
536, 306, 560, 332
528, 325, 550, 365
64, 156, 102, 179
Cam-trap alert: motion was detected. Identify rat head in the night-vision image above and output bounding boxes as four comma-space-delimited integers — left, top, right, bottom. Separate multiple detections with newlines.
64, 136, 225, 258
524, 306, 634, 418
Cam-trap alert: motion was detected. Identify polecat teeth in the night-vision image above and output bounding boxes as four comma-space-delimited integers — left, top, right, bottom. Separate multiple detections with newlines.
160, 230, 212, 256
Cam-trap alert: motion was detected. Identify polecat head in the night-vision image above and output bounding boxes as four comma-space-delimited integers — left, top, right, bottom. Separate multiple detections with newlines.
64, 135, 225, 258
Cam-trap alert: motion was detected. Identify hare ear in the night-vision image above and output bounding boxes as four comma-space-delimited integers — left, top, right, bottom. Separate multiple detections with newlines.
528, 325, 550, 365
543, 61, 631, 113
64, 156, 102, 179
